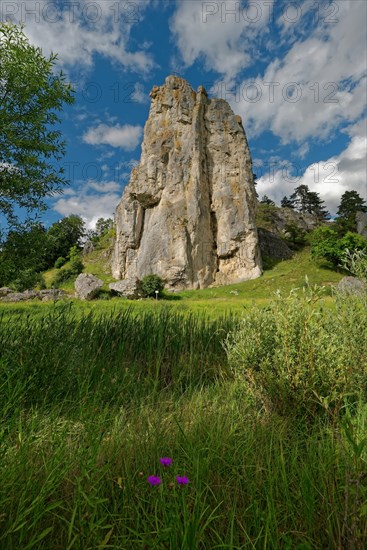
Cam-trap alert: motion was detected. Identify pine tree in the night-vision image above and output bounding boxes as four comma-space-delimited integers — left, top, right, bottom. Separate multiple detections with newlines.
260, 195, 275, 206
281, 196, 294, 208
336, 190, 367, 233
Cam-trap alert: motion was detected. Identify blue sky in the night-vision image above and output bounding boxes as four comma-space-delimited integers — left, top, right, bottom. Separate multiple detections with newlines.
4, 0, 367, 227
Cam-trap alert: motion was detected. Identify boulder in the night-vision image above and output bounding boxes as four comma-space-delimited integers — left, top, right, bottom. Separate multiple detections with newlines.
74, 273, 103, 300
335, 276, 366, 296
0, 287, 13, 297
39, 289, 67, 302
109, 279, 141, 299
1, 290, 40, 302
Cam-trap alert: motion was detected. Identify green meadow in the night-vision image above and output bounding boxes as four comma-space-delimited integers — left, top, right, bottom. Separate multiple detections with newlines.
1, 252, 366, 548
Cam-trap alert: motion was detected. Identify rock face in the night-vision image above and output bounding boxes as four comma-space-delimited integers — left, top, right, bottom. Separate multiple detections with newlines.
0, 289, 66, 302
109, 279, 141, 299
257, 228, 293, 260
336, 276, 366, 296
74, 274, 103, 300
356, 211, 367, 238
112, 76, 261, 289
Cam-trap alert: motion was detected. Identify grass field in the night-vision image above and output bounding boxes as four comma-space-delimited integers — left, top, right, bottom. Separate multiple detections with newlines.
1, 278, 366, 548
2, 248, 344, 318
1, 249, 365, 548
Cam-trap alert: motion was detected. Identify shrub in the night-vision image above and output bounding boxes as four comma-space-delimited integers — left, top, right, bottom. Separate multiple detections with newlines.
52, 249, 84, 286
226, 286, 367, 420
54, 256, 66, 269
139, 274, 165, 298
11, 269, 45, 291
309, 226, 367, 267
282, 222, 307, 249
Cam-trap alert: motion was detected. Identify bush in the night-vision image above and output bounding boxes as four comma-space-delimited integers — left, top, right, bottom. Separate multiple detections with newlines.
54, 256, 66, 269
52, 249, 84, 286
282, 222, 307, 249
226, 286, 367, 420
309, 226, 367, 267
139, 274, 165, 298
11, 269, 45, 291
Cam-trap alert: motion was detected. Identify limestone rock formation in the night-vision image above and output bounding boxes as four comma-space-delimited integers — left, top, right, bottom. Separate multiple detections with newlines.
336, 276, 366, 296
109, 279, 141, 299
112, 76, 261, 289
74, 273, 103, 300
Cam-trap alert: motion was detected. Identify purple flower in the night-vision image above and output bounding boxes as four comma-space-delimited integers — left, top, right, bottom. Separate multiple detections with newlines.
176, 476, 190, 485
147, 475, 161, 486
159, 457, 173, 467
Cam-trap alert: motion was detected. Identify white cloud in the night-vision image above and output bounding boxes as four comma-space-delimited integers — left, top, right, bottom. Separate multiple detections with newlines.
83, 124, 143, 150
53, 179, 123, 229
232, 1, 367, 143
5, 0, 155, 74
131, 83, 148, 104
170, 0, 274, 80
257, 118, 367, 214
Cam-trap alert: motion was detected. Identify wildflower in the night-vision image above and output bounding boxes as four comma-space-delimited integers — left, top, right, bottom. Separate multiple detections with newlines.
147, 475, 161, 486
159, 457, 172, 467
176, 476, 190, 485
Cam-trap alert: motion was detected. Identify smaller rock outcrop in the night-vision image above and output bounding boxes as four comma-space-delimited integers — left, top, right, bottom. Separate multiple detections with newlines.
109, 279, 141, 299
0, 289, 66, 302
335, 276, 366, 296
75, 274, 103, 300
0, 287, 13, 297
39, 289, 66, 302
257, 228, 293, 260
356, 211, 367, 238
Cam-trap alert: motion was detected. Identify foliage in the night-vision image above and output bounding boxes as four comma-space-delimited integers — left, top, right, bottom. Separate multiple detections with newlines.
260, 194, 275, 206
282, 222, 307, 250
95, 217, 113, 237
309, 226, 367, 267
0, 23, 74, 227
289, 184, 329, 221
139, 274, 165, 298
54, 256, 66, 269
53, 246, 83, 285
226, 286, 367, 419
10, 267, 45, 291
335, 190, 367, 234
47, 215, 85, 263
0, 222, 49, 286
281, 195, 294, 208
341, 249, 367, 282
0, 305, 366, 547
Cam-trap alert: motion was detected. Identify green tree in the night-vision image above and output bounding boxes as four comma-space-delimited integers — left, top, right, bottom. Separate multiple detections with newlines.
289, 185, 329, 221
260, 195, 275, 206
281, 196, 294, 209
309, 225, 367, 267
47, 215, 85, 263
95, 217, 113, 237
0, 222, 49, 287
0, 23, 74, 228
335, 190, 367, 233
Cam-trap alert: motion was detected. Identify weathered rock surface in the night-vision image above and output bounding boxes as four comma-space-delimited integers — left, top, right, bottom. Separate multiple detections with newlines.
109, 279, 141, 299
356, 211, 367, 238
0, 289, 66, 302
257, 228, 293, 260
0, 287, 13, 297
74, 274, 103, 300
112, 75, 261, 289
335, 276, 366, 296
39, 289, 66, 302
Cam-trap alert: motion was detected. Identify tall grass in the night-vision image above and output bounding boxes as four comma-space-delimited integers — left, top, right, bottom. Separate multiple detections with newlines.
0, 296, 366, 548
